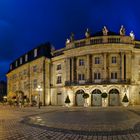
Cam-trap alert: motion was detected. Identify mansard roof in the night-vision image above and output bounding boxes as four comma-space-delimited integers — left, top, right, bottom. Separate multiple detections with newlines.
8, 42, 52, 73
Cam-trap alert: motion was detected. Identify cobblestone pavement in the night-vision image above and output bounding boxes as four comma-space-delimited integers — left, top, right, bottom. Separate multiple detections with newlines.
0, 105, 140, 140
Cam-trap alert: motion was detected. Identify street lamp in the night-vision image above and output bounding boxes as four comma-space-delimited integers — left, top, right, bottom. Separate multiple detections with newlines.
36, 85, 43, 109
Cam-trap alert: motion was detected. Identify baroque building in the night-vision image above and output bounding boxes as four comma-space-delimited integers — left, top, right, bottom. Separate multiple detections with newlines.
7, 26, 140, 106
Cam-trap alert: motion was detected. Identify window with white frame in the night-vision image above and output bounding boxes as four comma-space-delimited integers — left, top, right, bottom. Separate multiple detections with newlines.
111, 72, 117, 79
10, 64, 12, 70
94, 72, 101, 80
20, 57, 22, 64
34, 49, 37, 57
57, 76, 62, 84
112, 56, 117, 64
95, 57, 100, 64
79, 59, 84, 66
25, 54, 28, 62
78, 74, 85, 80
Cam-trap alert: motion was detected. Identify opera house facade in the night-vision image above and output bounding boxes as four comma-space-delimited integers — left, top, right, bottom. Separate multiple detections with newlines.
7, 26, 140, 106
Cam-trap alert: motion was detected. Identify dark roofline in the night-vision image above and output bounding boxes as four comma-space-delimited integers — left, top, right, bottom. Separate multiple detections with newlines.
8, 42, 53, 73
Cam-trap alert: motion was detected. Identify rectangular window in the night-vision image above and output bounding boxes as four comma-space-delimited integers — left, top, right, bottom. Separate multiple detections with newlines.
57, 76, 62, 84
57, 64, 61, 70
34, 49, 37, 57
20, 57, 22, 64
33, 79, 37, 88
33, 65, 37, 72
25, 54, 28, 62
79, 59, 84, 66
112, 56, 117, 64
95, 57, 100, 64
94, 73, 101, 80
78, 74, 85, 80
111, 72, 117, 79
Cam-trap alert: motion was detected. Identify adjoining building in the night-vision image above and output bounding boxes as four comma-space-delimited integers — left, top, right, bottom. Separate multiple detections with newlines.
0, 81, 7, 101
7, 26, 140, 106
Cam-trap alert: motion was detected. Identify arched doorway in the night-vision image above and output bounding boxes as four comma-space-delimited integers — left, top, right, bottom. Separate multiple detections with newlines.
57, 93, 63, 106
75, 90, 85, 106
91, 89, 102, 106
109, 89, 120, 106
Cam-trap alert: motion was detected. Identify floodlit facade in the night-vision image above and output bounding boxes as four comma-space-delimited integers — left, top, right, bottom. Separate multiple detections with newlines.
7, 26, 140, 106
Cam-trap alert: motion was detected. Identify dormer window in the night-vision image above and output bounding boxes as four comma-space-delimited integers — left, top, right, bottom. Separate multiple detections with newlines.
10, 65, 12, 70
34, 49, 37, 57
25, 54, 28, 62
15, 61, 18, 67
20, 57, 22, 64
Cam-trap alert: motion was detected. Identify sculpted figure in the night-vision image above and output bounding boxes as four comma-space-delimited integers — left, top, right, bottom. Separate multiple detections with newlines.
120, 25, 125, 35
85, 28, 90, 38
102, 26, 108, 35
130, 31, 135, 40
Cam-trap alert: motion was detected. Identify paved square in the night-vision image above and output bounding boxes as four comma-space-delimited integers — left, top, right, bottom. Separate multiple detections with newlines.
0, 105, 140, 140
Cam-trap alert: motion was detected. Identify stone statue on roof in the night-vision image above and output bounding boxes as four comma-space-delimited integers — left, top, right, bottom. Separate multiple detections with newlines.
120, 25, 125, 36
102, 26, 108, 36
130, 31, 135, 40
85, 28, 90, 38
70, 32, 75, 42
66, 38, 70, 44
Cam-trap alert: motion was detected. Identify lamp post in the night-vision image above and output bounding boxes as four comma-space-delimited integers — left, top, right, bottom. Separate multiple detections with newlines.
36, 85, 43, 109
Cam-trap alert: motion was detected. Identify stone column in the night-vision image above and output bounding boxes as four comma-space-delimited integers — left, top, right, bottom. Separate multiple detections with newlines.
66, 58, 70, 82
126, 53, 131, 80
86, 55, 90, 81
121, 53, 124, 80
71, 57, 74, 82
103, 53, 107, 80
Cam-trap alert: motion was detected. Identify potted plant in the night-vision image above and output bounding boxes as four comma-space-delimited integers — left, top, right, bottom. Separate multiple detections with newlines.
65, 95, 71, 107
122, 94, 129, 107
101, 92, 108, 107
83, 93, 89, 107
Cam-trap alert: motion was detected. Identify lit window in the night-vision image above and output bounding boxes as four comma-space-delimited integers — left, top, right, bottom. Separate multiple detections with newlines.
20, 57, 22, 64
34, 49, 37, 57
112, 56, 117, 64
57, 64, 61, 70
57, 76, 62, 84
95, 57, 100, 64
33, 65, 37, 72
111, 72, 117, 79
78, 74, 85, 80
33, 79, 37, 88
25, 54, 28, 62
79, 59, 84, 66
94, 73, 101, 80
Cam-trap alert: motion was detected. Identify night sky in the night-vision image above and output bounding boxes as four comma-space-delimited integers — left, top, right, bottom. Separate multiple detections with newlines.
0, 0, 140, 80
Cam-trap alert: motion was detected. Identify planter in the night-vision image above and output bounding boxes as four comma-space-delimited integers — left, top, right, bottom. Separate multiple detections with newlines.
123, 102, 129, 107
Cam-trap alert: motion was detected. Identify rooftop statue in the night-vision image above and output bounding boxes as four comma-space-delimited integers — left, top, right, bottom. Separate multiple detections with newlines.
102, 26, 108, 36
120, 25, 125, 36
66, 38, 70, 44
70, 32, 75, 42
85, 28, 90, 38
130, 31, 135, 40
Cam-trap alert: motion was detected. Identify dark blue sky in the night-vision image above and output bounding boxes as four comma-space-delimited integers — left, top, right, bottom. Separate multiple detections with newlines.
0, 0, 140, 80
